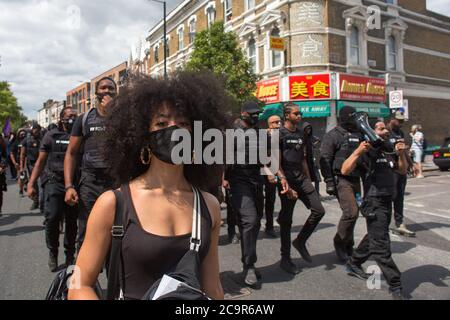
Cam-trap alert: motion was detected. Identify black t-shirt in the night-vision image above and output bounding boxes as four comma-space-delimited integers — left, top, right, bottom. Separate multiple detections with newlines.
11, 140, 23, 162
41, 128, 70, 176
362, 148, 397, 198
389, 128, 405, 145
22, 136, 41, 165
71, 108, 108, 170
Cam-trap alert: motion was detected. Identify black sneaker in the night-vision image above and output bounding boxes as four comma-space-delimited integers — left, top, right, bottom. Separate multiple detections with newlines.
292, 238, 312, 263
243, 267, 260, 287
390, 288, 406, 300
334, 241, 349, 262
19, 191, 24, 197
228, 233, 240, 244
265, 228, 277, 238
30, 202, 39, 211
280, 258, 299, 275
345, 261, 369, 280
48, 252, 58, 272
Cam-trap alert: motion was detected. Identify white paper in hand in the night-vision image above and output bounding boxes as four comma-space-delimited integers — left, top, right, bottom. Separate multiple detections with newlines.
151, 274, 183, 300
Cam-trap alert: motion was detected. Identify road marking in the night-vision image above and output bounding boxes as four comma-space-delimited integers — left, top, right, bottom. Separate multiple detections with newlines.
437, 209, 450, 214
405, 191, 449, 201
405, 208, 450, 220
408, 203, 425, 208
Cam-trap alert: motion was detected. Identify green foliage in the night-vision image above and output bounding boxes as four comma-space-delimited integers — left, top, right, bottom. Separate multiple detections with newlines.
0, 81, 27, 131
185, 22, 260, 114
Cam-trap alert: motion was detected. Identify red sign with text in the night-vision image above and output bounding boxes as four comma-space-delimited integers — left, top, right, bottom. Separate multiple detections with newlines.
256, 78, 280, 103
289, 74, 331, 100
339, 74, 386, 103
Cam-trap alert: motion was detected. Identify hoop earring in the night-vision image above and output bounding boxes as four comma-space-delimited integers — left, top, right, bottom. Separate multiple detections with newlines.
140, 145, 152, 165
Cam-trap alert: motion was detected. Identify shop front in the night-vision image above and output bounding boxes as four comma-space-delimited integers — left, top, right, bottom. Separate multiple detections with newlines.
256, 72, 389, 138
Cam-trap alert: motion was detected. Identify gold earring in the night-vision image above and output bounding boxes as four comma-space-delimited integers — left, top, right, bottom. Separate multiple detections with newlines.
140, 145, 152, 165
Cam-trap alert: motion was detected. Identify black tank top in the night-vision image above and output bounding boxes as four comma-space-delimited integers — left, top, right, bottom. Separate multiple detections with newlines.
120, 184, 212, 300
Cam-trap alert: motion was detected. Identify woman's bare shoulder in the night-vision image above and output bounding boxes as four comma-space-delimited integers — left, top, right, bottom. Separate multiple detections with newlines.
200, 191, 221, 227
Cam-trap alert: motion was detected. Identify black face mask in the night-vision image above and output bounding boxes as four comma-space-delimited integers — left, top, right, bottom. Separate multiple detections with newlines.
241, 113, 259, 126
62, 117, 76, 133
148, 125, 185, 165
96, 91, 116, 103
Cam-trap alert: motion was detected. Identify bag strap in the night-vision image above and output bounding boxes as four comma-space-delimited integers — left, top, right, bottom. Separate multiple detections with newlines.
81, 108, 94, 137
106, 189, 125, 300
189, 187, 202, 252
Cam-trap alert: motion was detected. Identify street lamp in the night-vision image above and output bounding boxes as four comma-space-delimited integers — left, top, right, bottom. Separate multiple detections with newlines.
149, 0, 167, 78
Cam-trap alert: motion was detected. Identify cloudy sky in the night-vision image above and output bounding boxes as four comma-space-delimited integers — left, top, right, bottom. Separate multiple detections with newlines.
0, 0, 449, 120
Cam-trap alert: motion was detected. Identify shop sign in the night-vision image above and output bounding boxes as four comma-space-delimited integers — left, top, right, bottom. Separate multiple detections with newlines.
289, 74, 331, 101
338, 74, 386, 103
256, 78, 280, 103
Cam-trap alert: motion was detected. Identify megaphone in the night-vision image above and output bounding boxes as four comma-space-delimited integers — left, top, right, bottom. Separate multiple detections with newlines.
351, 112, 383, 148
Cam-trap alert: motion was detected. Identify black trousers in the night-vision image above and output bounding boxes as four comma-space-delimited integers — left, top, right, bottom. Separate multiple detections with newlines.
44, 180, 78, 256
393, 174, 407, 227
77, 170, 113, 251
27, 163, 39, 207
352, 196, 402, 291
335, 176, 361, 252
0, 172, 6, 211
225, 189, 237, 237
263, 177, 277, 230
229, 179, 264, 267
278, 177, 325, 259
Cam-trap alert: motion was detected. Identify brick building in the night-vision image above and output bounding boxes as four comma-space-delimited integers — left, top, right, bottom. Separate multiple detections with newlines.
137, 0, 450, 145
66, 82, 91, 114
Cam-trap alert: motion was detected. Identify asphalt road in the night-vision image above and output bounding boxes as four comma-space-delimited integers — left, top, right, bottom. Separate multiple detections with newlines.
0, 170, 449, 300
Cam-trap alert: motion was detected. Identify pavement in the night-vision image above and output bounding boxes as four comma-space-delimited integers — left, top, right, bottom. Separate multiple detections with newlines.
0, 164, 449, 300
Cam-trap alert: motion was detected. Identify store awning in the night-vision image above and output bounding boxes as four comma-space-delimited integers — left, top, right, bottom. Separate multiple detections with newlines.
337, 101, 390, 118
292, 101, 331, 118
259, 101, 331, 120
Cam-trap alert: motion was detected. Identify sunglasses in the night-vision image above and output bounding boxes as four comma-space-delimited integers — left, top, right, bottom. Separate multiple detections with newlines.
292, 112, 302, 116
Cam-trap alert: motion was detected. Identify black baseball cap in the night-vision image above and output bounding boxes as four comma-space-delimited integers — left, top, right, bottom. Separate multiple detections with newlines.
241, 101, 261, 114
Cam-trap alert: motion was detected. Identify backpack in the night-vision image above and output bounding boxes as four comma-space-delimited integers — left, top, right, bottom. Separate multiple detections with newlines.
45, 189, 124, 300
81, 108, 95, 137
107, 186, 210, 300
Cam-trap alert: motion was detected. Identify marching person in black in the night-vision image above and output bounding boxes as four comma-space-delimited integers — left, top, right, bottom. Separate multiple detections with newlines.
20, 124, 42, 211
387, 113, 415, 237
320, 106, 364, 261
64, 77, 117, 252
276, 103, 325, 275
224, 101, 288, 287
0, 136, 7, 217
263, 115, 282, 238
10, 129, 26, 196
28, 107, 79, 271
343, 121, 408, 300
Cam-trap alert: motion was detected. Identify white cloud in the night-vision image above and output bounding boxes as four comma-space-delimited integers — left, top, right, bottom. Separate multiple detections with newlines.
427, 0, 450, 16
0, 0, 181, 119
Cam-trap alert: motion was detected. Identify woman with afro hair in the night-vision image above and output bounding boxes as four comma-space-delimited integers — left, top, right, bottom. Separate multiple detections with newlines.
69, 71, 234, 300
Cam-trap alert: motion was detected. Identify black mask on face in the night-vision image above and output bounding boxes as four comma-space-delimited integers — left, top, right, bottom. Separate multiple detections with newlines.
148, 125, 185, 165
62, 116, 76, 133
96, 91, 116, 103
241, 113, 260, 126
339, 106, 358, 132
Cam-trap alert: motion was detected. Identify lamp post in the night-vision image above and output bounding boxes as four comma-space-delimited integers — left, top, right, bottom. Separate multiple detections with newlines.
149, 0, 167, 78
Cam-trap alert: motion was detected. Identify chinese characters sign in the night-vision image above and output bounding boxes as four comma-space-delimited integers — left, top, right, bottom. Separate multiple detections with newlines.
289, 74, 331, 100
256, 78, 280, 103
338, 74, 386, 103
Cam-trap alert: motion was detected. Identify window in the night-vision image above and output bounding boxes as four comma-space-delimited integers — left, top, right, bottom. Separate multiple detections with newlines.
224, 0, 232, 22
271, 28, 282, 68
387, 36, 397, 70
246, 0, 255, 11
206, 6, 215, 28
154, 46, 159, 63
248, 38, 257, 73
165, 37, 170, 57
177, 27, 184, 50
349, 26, 360, 65
189, 18, 196, 44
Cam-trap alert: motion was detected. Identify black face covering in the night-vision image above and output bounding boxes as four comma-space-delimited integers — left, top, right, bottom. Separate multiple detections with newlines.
241, 113, 259, 126
339, 106, 357, 132
62, 117, 76, 133
148, 125, 186, 165
96, 91, 116, 103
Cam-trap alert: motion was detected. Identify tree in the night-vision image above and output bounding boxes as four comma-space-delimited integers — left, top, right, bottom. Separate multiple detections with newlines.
0, 81, 27, 131
186, 22, 260, 113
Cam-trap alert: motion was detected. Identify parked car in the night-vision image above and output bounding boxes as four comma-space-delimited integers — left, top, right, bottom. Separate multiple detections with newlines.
433, 137, 450, 171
